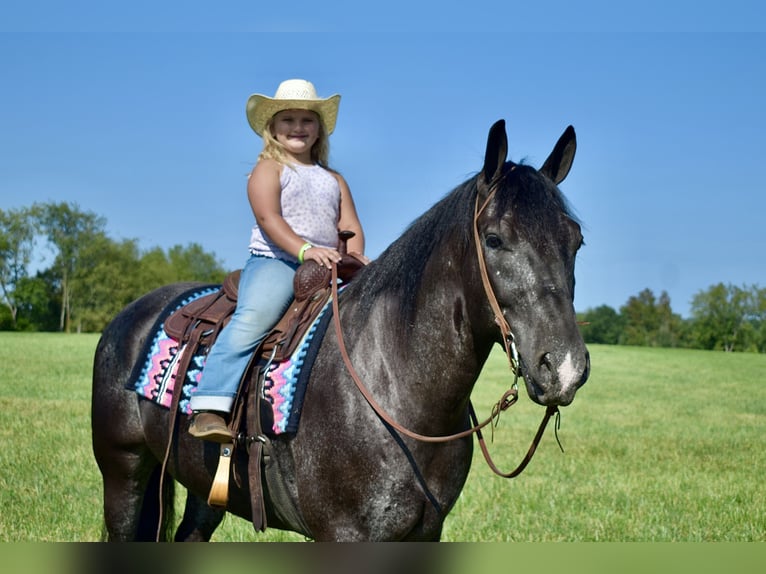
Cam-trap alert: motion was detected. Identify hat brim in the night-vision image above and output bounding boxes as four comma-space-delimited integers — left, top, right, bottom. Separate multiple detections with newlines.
246, 93, 341, 136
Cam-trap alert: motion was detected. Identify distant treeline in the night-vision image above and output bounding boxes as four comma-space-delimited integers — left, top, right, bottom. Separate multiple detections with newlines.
1, 202, 226, 333
2, 202, 764, 351
578, 285, 766, 353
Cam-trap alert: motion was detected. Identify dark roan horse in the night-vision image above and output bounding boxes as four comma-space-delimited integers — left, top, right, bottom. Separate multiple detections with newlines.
91, 120, 590, 541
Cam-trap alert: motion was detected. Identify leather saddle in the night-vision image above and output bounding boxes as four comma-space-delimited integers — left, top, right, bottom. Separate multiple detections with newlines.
163, 231, 365, 380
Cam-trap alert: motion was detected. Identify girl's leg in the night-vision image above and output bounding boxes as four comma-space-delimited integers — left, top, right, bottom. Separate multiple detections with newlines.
189, 255, 298, 414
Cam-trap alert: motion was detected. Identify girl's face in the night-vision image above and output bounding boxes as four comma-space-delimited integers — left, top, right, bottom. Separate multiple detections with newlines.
270, 109, 321, 162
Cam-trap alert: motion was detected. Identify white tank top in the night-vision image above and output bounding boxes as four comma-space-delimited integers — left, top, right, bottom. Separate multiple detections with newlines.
248, 163, 341, 262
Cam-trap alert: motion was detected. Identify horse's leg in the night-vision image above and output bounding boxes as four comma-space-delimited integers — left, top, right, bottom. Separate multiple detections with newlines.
174, 491, 225, 542
96, 444, 163, 541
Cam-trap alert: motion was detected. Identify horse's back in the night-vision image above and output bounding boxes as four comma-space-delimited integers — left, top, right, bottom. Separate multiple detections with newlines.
92, 282, 204, 456
93, 282, 203, 392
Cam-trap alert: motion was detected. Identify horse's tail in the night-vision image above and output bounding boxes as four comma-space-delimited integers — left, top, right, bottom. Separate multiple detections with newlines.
135, 464, 176, 541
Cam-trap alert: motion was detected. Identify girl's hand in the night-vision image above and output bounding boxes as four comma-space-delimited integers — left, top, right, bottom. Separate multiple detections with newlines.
303, 246, 342, 269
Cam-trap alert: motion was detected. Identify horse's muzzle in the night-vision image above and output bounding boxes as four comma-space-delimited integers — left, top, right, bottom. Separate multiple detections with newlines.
523, 348, 590, 406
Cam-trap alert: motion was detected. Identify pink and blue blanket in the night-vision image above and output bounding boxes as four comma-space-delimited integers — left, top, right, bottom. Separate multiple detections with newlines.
127, 285, 332, 436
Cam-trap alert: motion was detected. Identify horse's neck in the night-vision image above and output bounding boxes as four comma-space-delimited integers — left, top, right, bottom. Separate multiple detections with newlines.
344, 254, 494, 431
409, 259, 495, 381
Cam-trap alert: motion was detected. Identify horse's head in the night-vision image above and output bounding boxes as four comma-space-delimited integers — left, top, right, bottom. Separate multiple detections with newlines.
475, 120, 590, 406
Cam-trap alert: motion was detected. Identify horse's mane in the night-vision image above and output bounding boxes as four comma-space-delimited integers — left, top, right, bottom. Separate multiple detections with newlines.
345, 161, 578, 331
345, 174, 475, 325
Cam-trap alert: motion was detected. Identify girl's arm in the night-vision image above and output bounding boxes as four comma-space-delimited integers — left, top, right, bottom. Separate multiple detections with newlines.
335, 173, 369, 263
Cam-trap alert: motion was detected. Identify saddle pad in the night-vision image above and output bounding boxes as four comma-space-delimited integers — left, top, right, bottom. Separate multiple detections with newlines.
126, 284, 334, 435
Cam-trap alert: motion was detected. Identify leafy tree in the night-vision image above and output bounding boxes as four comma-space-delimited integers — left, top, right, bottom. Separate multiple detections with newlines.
0, 304, 12, 329
67, 238, 227, 332
655, 290, 683, 348
69, 234, 144, 332
578, 305, 624, 344
136, 244, 226, 297
690, 283, 765, 352
620, 288, 659, 346
674, 317, 698, 350
35, 202, 106, 332
0, 201, 228, 332
620, 288, 682, 347
0, 207, 37, 329
136, 247, 177, 292
167, 243, 227, 283
13, 273, 59, 331
690, 283, 752, 352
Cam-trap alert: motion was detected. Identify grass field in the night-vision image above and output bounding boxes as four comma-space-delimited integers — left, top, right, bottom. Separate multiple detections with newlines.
0, 332, 764, 542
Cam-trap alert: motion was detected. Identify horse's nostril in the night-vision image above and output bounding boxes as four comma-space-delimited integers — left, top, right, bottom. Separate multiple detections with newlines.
539, 352, 552, 371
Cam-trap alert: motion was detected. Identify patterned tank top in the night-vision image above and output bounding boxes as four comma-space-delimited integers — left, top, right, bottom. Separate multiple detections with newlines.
248, 163, 341, 262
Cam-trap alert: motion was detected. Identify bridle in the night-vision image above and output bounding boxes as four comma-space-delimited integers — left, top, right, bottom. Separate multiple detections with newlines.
470, 175, 561, 476
330, 176, 560, 478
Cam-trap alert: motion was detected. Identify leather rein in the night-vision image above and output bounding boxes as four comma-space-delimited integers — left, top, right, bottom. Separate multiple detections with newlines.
330, 182, 560, 478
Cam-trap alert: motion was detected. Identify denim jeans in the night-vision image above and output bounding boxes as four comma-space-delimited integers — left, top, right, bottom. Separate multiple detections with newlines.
189, 254, 299, 413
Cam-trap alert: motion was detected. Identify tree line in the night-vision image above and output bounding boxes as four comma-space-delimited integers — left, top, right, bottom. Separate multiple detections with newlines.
578, 285, 766, 353
2, 202, 764, 351
1, 202, 226, 333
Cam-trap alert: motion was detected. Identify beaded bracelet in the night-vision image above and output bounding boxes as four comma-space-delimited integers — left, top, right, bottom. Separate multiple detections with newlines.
298, 242, 313, 264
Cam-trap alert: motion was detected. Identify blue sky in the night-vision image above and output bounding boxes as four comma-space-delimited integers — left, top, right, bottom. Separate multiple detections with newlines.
2, 3, 765, 317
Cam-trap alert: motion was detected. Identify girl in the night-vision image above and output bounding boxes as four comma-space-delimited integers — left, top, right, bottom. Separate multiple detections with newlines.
189, 79, 367, 442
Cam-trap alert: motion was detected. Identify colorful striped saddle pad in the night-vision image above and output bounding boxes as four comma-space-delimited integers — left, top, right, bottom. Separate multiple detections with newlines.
126, 285, 333, 435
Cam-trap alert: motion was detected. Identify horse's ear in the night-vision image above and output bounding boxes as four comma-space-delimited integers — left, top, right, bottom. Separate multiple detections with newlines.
540, 125, 576, 184
481, 119, 508, 186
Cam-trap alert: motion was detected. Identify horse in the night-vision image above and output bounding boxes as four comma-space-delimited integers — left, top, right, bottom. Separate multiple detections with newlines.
91, 120, 590, 541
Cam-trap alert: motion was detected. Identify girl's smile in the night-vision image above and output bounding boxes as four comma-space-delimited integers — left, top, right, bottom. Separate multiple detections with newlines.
271, 109, 320, 163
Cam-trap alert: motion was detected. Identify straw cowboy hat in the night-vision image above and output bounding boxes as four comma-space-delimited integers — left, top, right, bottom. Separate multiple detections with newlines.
246, 79, 341, 136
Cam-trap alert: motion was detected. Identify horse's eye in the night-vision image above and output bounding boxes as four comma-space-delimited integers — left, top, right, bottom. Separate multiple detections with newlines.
485, 234, 502, 249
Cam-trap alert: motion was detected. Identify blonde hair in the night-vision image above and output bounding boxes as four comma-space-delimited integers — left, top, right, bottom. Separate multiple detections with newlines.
258, 111, 332, 168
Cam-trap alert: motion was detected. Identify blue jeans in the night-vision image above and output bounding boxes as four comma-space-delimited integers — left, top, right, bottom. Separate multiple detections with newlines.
189, 255, 299, 413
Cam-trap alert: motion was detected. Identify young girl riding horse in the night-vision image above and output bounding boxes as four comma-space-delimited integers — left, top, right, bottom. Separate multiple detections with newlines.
189, 79, 368, 442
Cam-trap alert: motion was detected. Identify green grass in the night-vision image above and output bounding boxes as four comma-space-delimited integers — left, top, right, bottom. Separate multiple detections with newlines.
0, 333, 105, 541
0, 333, 764, 541
444, 344, 766, 541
